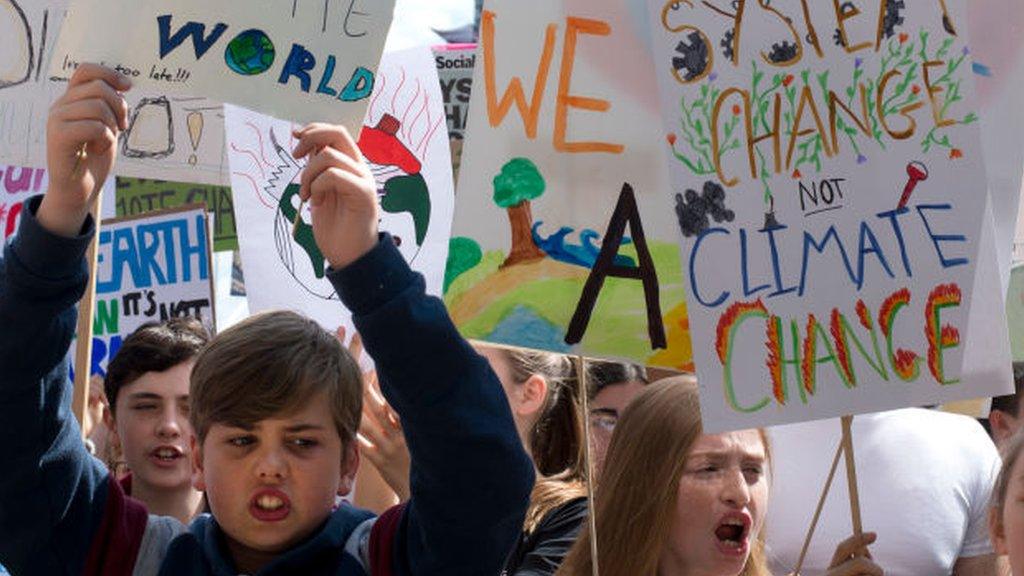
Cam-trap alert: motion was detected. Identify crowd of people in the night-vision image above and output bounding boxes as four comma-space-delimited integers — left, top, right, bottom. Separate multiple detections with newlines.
1, 63, 1023, 576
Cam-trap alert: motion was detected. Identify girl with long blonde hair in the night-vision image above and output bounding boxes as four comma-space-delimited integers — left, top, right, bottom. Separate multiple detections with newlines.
558, 376, 881, 576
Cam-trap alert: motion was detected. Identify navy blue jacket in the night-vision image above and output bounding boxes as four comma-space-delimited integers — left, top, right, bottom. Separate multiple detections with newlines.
0, 196, 534, 575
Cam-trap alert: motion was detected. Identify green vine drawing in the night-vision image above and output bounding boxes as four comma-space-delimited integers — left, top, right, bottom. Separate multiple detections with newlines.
667, 29, 977, 208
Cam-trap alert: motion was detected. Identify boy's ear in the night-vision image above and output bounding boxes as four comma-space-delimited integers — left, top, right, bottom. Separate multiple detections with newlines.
516, 374, 548, 419
103, 410, 120, 448
190, 435, 206, 492
990, 505, 1008, 555
990, 410, 1017, 446
337, 441, 360, 497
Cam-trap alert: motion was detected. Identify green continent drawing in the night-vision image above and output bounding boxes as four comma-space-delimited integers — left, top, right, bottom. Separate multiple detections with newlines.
382, 173, 431, 246
279, 183, 325, 279
225, 29, 276, 76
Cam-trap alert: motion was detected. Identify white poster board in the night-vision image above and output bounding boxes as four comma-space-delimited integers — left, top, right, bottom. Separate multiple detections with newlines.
434, 44, 475, 182
0, 0, 230, 184
227, 46, 454, 333
969, 2, 1024, 290
49, 0, 395, 130
645, 0, 1010, 431
447, 0, 692, 370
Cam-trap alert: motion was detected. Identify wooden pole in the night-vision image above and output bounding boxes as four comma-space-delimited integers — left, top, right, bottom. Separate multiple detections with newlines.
840, 415, 863, 536
793, 440, 844, 575
574, 354, 600, 576
71, 192, 102, 437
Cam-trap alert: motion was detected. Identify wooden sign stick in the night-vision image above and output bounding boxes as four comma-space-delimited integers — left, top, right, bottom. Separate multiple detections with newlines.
792, 440, 844, 575
840, 415, 864, 536
71, 184, 103, 438
574, 354, 601, 576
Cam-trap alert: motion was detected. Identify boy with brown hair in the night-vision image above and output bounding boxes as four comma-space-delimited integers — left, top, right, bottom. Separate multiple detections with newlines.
0, 63, 534, 575
102, 317, 209, 523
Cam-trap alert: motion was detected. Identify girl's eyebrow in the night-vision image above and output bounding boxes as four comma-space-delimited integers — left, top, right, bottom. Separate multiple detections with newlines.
687, 450, 727, 460
689, 449, 766, 461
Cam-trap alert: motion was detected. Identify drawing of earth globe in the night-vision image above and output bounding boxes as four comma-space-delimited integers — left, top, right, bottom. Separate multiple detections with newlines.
224, 29, 275, 76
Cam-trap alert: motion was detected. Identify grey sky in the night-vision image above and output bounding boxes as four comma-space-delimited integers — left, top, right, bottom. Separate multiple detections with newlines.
386, 0, 475, 51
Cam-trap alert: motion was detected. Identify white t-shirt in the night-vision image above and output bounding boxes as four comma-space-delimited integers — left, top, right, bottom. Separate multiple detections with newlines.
765, 408, 999, 576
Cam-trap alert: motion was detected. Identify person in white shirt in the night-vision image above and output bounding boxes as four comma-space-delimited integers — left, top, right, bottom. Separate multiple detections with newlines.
765, 408, 1007, 576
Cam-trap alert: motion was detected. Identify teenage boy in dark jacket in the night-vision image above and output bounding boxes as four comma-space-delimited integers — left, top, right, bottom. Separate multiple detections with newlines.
0, 63, 534, 576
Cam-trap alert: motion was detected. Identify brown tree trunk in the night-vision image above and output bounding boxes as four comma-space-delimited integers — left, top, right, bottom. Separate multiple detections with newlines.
502, 200, 545, 267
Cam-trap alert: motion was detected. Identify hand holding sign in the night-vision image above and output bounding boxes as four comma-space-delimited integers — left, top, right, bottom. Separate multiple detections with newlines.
822, 532, 882, 576
39, 64, 130, 237
291, 123, 378, 269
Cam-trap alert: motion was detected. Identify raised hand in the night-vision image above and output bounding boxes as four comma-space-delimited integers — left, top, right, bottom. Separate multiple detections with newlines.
39, 63, 131, 237
357, 365, 410, 501
291, 123, 379, 270
335, 326, 411, 502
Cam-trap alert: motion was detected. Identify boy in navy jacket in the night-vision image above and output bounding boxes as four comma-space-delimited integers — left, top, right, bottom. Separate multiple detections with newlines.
0, 63, 534, 575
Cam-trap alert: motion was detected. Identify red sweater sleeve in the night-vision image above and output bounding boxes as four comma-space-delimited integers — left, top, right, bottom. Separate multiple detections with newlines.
83, 477, 150, 576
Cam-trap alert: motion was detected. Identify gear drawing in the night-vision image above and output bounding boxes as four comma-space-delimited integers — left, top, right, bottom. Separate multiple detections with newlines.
673, 30, 710, 82
768, 40, 798, 63
721, 28, 735, 61
881, 0, 906, 39
674, 181, 736, 238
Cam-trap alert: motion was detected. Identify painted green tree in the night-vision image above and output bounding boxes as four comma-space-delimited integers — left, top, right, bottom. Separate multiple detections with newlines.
493, 157, 546, 267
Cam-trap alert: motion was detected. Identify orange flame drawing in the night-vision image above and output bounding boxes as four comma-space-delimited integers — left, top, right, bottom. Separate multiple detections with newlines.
801, 314, 818, 396
716, 300, 768, 364
766, 316, 785, 404
925, 283, 961, 383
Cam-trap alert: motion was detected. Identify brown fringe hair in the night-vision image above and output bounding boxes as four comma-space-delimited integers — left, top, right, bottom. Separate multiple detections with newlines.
190, 311, 363, 447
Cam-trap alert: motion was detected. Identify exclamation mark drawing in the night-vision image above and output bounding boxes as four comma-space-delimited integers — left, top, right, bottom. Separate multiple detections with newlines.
187, 111, 203, 166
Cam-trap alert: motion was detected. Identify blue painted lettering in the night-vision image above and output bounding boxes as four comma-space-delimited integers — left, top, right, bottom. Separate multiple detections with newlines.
157, 15, 228, 60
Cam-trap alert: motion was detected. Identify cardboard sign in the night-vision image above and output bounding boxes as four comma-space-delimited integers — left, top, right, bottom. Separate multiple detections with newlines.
88, 205, 215, 376
227, 46, 454, 332
645, 0, 1010, 431
446, 0, 692, 370
969, 2, 1024, 292
49, 0, 395, 129
0, 163, 115, 241
0, 0, 232, 185
434, 44, 475, 181
116, 176, 237, 251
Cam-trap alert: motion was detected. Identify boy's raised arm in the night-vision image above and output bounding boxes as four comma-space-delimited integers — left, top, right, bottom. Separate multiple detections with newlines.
0, 64, 131, 573
296, 125, 535, 575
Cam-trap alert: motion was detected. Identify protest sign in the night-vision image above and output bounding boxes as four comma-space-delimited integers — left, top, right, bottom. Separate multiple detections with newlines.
434, 45, 475, 181
227, 46, 454, 332
0, 0, 67, 173
49, 0, 395, 129
116, 176, 237, 251
645, 0, 1010, 431
446, 0, 692, 370
86, 205, 215, 377
0, 163, 114, 240
0, 0, 232, 185
969, 3, 1024, 293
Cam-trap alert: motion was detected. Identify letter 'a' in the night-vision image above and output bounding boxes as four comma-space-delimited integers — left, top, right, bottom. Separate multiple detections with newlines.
566, 184, 666, 349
